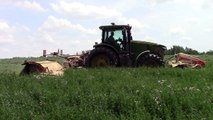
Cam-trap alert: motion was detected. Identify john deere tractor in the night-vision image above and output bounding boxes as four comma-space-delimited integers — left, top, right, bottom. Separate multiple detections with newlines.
85, 23, 166, 67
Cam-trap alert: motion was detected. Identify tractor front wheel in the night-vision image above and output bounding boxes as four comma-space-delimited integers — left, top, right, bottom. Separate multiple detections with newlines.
85, 47, 118, 67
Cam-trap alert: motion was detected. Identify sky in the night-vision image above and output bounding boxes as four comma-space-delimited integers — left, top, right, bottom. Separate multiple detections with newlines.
0, 0, 213, 58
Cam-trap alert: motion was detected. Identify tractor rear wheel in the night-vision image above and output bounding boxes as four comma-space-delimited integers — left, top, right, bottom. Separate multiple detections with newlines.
137, 53, 164, 67
85, 47, 118, 67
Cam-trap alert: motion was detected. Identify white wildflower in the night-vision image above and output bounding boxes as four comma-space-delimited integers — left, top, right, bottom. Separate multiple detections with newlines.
158, 80, 166, 85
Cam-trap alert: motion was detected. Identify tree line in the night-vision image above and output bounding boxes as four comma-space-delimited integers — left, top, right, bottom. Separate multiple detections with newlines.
166, 45, 213, 55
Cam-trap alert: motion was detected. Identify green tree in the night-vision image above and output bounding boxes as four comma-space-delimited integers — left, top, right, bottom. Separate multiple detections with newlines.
166, 45, 185, 55
166, 45, 201, 55
185, 47, 199, 55
206, 50, 213, 55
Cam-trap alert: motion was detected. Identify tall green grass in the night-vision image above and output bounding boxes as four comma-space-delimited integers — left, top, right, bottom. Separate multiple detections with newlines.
0, 55, 213, 119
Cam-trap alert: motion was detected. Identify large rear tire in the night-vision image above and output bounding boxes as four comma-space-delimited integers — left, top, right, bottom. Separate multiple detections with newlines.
136, 53, 164, 67
85, 47, 118, 67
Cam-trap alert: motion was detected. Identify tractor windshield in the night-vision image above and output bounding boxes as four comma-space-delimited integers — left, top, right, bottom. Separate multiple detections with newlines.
104, 30, 125, 50
114, 30, 123, 40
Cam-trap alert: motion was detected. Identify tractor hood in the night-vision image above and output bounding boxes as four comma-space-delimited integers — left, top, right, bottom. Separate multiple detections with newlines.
131, 40, 166, 48
130, 40, 167, 58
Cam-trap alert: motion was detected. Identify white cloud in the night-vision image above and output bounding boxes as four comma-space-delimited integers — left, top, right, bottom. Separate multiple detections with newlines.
184, 17, 200, 24
143, 35, 156, 42
0, 20, 39, 58
0, 0, 46, 12
16, 0, 46, 12
20, 25, 31, 32
51, 1, 122, 19
50, 1, 147, 33
168, 25, 192, 47
0, 21, 10, 32
205, 28, 213, 33
144, 0, 213, 10
144, 0, 171, 7
173, 0, 213, 10
169, 26, 186, 36
39, 16, 97, 35
39, 31, 55, 43
0, 21, 14, 43
202, 0, 213, 9
169, 26, 193, 41
38, 15, 98, 45
181, 36, 192, 41
188, 0, 206, 10
116, 17, 149, 32
54, 1, 146, 30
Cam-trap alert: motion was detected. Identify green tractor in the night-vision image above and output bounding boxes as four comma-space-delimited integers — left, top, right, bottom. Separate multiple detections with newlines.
85, 23, 166, 67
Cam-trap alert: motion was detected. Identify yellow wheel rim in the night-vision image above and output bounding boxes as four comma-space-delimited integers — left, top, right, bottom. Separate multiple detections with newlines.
91, 54, 110, 67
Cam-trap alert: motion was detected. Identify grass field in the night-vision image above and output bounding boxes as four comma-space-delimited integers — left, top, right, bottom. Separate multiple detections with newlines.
0, 55, 213, 119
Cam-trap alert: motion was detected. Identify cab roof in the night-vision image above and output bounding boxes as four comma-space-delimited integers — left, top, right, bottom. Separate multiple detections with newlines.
99, 24, 132, 30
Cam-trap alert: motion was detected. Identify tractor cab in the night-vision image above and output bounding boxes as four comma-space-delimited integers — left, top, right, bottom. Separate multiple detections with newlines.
99, 24, 132, 52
